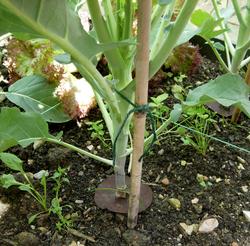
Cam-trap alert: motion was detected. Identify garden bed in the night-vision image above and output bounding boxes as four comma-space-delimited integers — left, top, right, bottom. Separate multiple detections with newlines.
0, 55, 250, 246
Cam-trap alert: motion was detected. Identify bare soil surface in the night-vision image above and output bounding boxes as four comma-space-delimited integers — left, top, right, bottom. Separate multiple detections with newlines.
0, 53, 250, 245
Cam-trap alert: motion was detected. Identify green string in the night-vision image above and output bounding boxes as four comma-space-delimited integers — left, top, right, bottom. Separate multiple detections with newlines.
112, 89, 157, 166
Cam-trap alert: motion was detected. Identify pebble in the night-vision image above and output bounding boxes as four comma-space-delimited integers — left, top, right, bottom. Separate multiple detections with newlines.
87, 145, 94, 151
231, 242, 239, 246
158, 149, 164, 155
191, 198, 199, 204
168, 198, 181, 210
27, 159, 34, 165
237, 163, 245, 170
179, 223, 197, 236
243, 210, 250, 222
180, 160, 187, 166
161, 177, 170, 186
198, 218, 219, 233
75, 200, 84, 204
158, 194, 164, 200
78, 171, 84, 176
241, 185, 248, 193
237, 156, 246, 164
0, 200, 10, 219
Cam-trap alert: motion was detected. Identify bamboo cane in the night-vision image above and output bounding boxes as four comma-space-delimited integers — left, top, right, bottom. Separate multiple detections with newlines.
127, 0, 152, 229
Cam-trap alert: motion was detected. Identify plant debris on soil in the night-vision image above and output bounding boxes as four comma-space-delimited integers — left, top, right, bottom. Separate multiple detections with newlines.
0, 50, 250, 245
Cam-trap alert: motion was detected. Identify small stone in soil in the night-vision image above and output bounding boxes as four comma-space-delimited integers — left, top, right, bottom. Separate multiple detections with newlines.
158, 149, 164, 155
168, 198, 181, 210
87, 145, 94, 151
180, 160, 187, 166
243, 210, 250, 222
237, 163, 245, 170
241, 185, 248, 193
179, 223, 198, 236
161, 177, 170, 186
75, 200, 84, 204
198, 218, 219, 233
191, 198, 199, 204
158, 194, 164, 200
78, 171, 84, 176
0, 200, 10, 219
237, 156, 246, 164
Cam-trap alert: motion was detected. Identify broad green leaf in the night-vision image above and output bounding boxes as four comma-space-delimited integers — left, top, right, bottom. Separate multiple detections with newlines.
7, 75, 70, 123
0, 107, 55, 151
0, 152, 23, 172
184, 74, 250, 118
0, 174, 21, 188
0, 0, 100, 59
0, 134, 18, 152
191, 9, 227, 39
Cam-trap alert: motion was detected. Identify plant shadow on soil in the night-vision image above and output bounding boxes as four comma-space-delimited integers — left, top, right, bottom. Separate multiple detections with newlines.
0, 58, 250, 246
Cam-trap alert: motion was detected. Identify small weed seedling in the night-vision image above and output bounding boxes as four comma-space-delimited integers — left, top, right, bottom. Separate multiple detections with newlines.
196, 173, 212, 189
177, 106, 215, 155
150, 93, 169, 127
0, 153, 72, 231
85, 119, 110, 148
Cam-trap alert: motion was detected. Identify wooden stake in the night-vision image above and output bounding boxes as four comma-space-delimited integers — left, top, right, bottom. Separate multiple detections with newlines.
231, 64, 250, 122
127, 0, 151, 229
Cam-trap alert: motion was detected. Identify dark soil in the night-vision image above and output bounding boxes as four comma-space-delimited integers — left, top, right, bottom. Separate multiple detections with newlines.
0, 54, 250, 246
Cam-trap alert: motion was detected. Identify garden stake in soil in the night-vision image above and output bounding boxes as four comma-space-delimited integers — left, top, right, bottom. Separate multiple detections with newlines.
128, 0, 152, 229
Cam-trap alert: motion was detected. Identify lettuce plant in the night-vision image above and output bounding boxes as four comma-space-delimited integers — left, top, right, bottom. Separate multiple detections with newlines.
0, 0, 250, 226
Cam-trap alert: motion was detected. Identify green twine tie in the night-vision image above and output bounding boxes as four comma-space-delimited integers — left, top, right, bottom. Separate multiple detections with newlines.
112, 89, 157, 166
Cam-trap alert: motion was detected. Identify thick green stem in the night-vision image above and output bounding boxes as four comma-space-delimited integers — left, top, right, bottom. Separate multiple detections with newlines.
149, 0, 199, 78
87, 0, 126, 74
46, 138, 113, 166
122, 0, 133, 40
114, 131, 129, 198
205, 38, 230, 72
232, 0, 246, 26
231, 17, 250, 72
94, 91, 114, 140
102, 0, 118, 40
211, 0, 235, 56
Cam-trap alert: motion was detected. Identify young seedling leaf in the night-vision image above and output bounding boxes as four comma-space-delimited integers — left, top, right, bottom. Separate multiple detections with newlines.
28, 213, 40, 224
0, 134, 18, 152
0, 174, 21, 188
7, 75, 71, 123
18, 184, 32, 193
0, 152, 23, 172
184, 74, 250, 117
